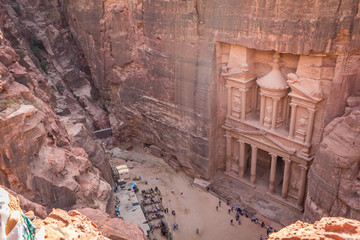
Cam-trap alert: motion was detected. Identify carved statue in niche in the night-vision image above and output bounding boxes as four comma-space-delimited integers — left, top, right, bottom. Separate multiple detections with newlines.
233, 95, 241, 111
291, 179, 299, 190
297, 115, 308, 131
263, 105, 272, 127
232, 153, 239, 163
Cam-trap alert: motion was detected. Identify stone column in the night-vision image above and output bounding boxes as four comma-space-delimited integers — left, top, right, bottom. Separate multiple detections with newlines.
226, 85, 232, 117
259, 94, 266, 126
225, 134, 232, 173
250, 145, 258, 184
238, 141, 245, 178
297, 165, 308, 206
281, 158, 291, 199
241, 90, 247, 121
288, 103, 297, 138
305, 108, 316, 145
282, 96, 288, 124
271, 97, 280, 130
269, 154, 277, 194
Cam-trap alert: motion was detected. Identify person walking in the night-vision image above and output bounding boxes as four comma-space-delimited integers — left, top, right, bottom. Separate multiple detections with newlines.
216, 206, 218, 211
196, 228, 199, 234
180, 192, 183, 197
230, 219, 233, 225
171, 188, 174, 194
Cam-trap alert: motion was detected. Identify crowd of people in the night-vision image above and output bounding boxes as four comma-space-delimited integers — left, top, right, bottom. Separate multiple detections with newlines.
218, 197, 277, 240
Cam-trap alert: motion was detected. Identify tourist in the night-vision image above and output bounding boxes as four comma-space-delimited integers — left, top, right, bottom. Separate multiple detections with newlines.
228, 209, 231, 214
219, 200, 221, 206
173, 223, 176, 230
245, 211, 249, 218
216, 206, 218, 211
230, 219, 233, 225
172, 210, 176, 215
238, 220, 241, 225
196, 228, 199, 234
171, 188, 174, 194
231, 206, 234, 211
180, 192, 183, 197
261, 221, 265, 228
260, 234, 263, 240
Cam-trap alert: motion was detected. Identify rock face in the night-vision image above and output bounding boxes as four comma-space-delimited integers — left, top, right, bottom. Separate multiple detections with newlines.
269, 217, 360, 240
77, 208, 147, 240
65, 0, 360, 178
33, 209, 111, 240
304, 100, 360, 221
0, 187, 145, 240
0, 0, 113, 212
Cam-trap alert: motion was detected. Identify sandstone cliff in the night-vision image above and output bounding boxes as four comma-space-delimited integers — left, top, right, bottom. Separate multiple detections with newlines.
0, 186, 146, 240
0, 0, 114, 212
304, 95, 360, 221
64, 0, 360, 179
269, 217, 360, 240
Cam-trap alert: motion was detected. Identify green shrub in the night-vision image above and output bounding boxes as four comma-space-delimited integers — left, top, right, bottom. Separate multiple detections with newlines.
12, 5, 20, 15
40, 59, 47, 72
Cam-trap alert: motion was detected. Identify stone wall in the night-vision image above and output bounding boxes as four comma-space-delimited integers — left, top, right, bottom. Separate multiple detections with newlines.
65, 0, 360, 179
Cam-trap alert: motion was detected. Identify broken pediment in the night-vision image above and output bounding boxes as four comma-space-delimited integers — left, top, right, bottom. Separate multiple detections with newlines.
287, 73, 323, 103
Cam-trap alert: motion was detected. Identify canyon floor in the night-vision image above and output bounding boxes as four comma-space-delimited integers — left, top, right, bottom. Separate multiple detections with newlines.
110, 144, 282, 240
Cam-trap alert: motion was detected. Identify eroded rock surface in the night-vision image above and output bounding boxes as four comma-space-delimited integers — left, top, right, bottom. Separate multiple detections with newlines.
65, 0, 360, 179
78, 208, 147, 240
304, 98, 360, 221
0, 0, 113, 212
269, 217, 360, 240
33, 209, 111, 240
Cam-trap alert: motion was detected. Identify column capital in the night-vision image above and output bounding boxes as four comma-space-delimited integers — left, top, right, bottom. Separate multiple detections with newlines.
299, 164, 308, 170
237, 139, 245, 144
283, 158, 291, 164
269, 153, 277, 158
251, 145, 258, 151
273, 97, 281, 101
224, 134, 232, 139
307, 108, 316, 113
290, 102, 297, 108
225, 84, 232, 89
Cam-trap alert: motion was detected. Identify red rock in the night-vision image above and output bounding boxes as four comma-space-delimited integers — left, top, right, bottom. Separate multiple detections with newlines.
34, 209, 111, 240
77, 208, 147, 240
269, 217, 360, 240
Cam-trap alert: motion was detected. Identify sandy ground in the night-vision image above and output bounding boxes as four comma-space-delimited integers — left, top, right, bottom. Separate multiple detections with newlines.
111, 145, 282, 240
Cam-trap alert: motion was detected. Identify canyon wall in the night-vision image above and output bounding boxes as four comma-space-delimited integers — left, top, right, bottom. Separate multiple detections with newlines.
65, 0, 360, 179
0, 0, 114, 212
303, 96, 360, 221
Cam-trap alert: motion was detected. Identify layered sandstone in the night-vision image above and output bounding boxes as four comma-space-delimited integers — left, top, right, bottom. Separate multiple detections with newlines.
304, 97, 360, 221
77, 208, 147, 240
269, 217, 360, 240
0, 0, 113, 211
65, 0, 360, 180
33, 209, 111, 240
0, 187, 146, 240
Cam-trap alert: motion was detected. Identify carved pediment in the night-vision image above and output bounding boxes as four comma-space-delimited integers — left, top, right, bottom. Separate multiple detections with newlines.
287, 73, 323, 103
235, 128, 296, 154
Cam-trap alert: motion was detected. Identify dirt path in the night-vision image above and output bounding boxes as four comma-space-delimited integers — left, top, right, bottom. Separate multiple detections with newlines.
110, 145, 282, 240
